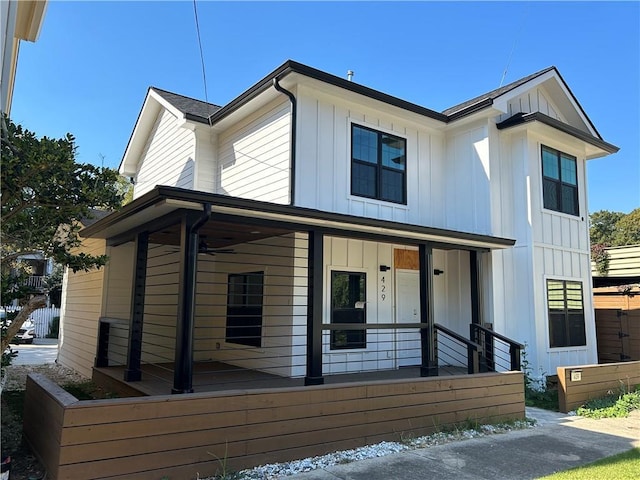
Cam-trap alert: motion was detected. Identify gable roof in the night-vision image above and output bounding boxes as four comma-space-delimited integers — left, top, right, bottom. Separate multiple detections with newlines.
121, 60, 617, 174
442, 66, 556, 119
151, 87, 221, 123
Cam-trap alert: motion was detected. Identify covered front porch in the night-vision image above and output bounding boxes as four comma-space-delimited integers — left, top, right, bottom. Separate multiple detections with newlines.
84, 186, 521, 396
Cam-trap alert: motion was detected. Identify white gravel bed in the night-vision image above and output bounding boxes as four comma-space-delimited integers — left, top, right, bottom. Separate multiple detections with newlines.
202, 419, 535, 479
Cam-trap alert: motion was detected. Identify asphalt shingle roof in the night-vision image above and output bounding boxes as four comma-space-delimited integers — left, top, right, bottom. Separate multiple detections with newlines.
151, 87, 222, 122
442, 66, 557, 118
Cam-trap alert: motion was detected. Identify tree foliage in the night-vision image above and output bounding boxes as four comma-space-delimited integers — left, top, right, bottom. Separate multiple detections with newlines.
1, 115, 124, 351
589, 210, 625, 246
589, 209, 640, 247
613, 208, 640, 246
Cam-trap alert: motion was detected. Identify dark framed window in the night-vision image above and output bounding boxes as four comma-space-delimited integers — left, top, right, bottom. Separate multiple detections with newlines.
225, 271, 264, 347
351, 124, 407, 204
330, 271, 366, 350
541, 145, 578, 216
547, 279, 586, 348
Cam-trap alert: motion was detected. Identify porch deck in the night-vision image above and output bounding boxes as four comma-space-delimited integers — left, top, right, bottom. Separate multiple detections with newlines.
93, 362, 467, 396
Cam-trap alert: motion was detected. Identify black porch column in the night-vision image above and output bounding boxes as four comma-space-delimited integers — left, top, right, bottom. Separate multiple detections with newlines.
172, 213, 202, 394
124, 231, 149, 381
305, 229, 324, 385
470, 250, 493, 371
419, 243, 438, 376
470, 250, 482, 326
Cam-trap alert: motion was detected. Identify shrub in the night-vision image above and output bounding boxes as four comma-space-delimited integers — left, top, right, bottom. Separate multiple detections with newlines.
46, 316, 60, 339
576, 387, 640, 419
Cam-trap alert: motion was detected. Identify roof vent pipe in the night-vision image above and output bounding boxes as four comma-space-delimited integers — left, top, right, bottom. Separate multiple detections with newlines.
347, 70, 354, 82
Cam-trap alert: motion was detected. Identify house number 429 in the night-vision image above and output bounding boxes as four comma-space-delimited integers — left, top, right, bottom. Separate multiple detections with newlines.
380, 276, 387, 301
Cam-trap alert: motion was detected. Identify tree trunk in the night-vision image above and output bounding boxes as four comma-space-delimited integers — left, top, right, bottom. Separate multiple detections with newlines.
1, 295, 47, 352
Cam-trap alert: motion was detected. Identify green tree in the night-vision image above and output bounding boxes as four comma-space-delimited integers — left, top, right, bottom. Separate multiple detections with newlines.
1, 115, 123, 352
589, 210, 625, 246
613, 208, 640, 246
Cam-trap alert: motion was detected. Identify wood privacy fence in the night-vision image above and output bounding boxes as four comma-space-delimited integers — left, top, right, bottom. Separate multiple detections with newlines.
557, 361, 640, 413
25, 371, 524, 480
595, 309, 640, 363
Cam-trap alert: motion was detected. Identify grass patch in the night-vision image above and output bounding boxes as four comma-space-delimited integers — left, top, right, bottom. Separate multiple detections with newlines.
576, 389, 640, 419
538, 448, 640, 479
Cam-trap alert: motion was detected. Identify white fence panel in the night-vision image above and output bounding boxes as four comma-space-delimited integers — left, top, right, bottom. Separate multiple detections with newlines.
2, 306, 60, 338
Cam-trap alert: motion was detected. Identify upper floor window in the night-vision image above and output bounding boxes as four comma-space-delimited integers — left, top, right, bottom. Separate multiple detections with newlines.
351, 124, 407, 204
541, 146, 578, 216
547, 279, 586, 348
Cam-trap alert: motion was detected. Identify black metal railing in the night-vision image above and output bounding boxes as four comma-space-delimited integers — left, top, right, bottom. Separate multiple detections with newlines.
435, 323, 482, 375
470, 323, 523, 372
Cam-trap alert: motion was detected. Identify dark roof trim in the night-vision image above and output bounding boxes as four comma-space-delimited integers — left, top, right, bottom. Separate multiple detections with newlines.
149, 61, 609, 141
206, 60, 449, 126
443, 67, 556, 118
496, 112, 619, 154
81, 186, 515, 250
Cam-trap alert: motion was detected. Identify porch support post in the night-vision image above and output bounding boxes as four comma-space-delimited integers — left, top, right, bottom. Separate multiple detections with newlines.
419, 243, 438, 376
470, 250, 492, 371
470, 250, 482, 326
305, 229, 324, 385
172, 213, 202, 394
124, 231, 149, 382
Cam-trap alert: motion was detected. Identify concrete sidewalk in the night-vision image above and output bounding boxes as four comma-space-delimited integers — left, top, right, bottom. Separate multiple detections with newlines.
284, 408, 640, 480
11, 338, 58, 365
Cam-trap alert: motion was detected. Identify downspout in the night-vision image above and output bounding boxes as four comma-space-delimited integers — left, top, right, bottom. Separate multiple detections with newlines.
173, 202, 211, 394
272, 77, 297, 206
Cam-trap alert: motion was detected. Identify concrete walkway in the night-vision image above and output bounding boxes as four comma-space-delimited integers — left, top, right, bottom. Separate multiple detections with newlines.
284, 408, 640, 480
11, 338, 58, 365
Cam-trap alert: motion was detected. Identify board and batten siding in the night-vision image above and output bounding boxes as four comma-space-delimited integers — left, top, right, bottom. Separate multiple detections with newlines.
295, 85, 459, 229
58, 238, 108, 378
491, 123, 596, 379
497, 85, 565, 124
528, 131, 596, 375
133, 109, 196, 199
216, 98, 291, 204
443, 123, 492, 235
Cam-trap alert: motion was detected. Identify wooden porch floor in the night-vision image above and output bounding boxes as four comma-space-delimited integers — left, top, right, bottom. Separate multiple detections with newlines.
94, 362, 467, 396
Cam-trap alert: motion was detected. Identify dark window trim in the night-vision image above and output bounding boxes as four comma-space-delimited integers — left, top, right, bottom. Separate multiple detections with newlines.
541, 145, 579, 216
547, 279, 586, 349
225, 271, 264, 348
351, 123, 407, 205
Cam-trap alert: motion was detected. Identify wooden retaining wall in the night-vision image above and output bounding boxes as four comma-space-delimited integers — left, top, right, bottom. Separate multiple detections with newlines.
24, 371, 524, 480
557, 361, 640, 413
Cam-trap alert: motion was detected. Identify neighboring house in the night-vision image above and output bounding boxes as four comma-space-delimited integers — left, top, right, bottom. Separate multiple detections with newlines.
591, 244, 640, 362
0, 0, 47, 115
59, 60, 618, 391
14, 252, 55, 292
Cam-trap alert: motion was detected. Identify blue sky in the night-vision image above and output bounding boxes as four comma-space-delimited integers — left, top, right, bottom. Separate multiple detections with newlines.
10, 1, 639, 214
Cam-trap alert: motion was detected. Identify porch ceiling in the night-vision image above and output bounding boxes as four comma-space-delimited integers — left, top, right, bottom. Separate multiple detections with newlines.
81, 186, 515, 251
149, 219, 294, 248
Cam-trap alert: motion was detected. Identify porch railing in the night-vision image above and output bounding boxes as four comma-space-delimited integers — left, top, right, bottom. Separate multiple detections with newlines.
434, 323, 482, 375
470, 323, 523, 372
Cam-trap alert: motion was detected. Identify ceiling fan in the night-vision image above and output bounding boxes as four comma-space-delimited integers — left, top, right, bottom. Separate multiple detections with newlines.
165, 237, 235, 256
197, 237, 235, 256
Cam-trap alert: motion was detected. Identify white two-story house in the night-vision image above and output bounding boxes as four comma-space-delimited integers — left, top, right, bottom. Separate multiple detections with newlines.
59, 60, 618, 393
